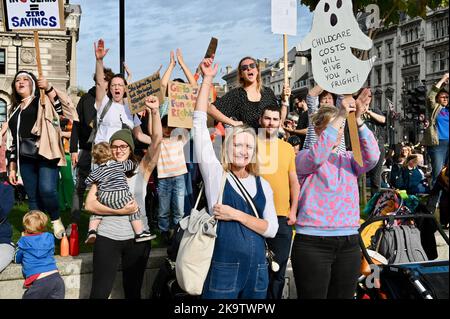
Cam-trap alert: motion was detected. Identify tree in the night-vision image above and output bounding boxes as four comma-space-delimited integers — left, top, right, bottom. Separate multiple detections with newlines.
300, 0, 448, 25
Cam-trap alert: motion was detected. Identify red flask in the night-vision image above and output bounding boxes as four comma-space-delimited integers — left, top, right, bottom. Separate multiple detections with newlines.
69, 223, 79, 256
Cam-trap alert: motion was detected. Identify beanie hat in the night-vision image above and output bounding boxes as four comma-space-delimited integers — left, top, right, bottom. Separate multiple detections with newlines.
109, 129, 135, 152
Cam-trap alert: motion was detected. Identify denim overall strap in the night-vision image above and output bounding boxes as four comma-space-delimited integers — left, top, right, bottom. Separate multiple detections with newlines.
202, 175, 269, 299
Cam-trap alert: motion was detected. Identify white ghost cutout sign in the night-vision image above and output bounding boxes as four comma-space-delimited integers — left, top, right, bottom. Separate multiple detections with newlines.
298, 0, 376, 94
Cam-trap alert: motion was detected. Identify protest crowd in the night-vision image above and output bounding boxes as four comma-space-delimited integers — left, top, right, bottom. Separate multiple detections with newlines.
0, 2, 448, 302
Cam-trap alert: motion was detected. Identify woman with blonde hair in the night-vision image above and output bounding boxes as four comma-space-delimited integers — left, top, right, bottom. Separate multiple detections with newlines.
193, 57, 278, 299
207, 56, 287, 130
292, 91, 380, 299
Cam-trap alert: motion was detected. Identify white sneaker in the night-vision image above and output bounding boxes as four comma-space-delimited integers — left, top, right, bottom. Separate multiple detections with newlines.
51, 218, 65, 239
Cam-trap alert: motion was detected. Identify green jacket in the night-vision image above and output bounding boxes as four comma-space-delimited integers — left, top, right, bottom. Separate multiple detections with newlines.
422, 85, 444, 146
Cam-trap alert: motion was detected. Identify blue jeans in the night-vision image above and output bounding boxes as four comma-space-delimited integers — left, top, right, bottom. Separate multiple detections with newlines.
157, 174, 186, 232
428, 140, 449, 187
19, 158, 60, 221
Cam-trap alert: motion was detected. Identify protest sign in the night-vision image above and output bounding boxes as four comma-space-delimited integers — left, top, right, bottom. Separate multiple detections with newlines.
2, 0, 65, 31
297, 0, 376, 95
298, 0, 377, 166
168, 81, 212, 129
271, 0, 297, 36
127, 72, 163, 115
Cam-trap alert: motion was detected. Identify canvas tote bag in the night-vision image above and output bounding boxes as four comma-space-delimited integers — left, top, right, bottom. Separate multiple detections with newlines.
175, 172, 227, 295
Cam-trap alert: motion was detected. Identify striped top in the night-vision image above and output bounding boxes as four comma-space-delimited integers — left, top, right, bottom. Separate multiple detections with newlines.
85, 159, 137, 193
157, 136, 188, 178
302, 94, 347, 154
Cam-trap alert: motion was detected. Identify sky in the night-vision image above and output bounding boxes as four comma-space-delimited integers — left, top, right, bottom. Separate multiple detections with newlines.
71, 0, 313, 91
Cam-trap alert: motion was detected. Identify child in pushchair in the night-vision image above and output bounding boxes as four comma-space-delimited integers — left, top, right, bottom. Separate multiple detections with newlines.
358, 188, 449, 299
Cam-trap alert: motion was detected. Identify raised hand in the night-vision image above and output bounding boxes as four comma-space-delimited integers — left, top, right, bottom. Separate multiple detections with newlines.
355, 88, 371, 116
200, 58, 218, 78
144, 95, 160, 111
94, 39, 109, 60
170, 50, 176, 67
176, 48, 185, 65
123, 62, 132, 82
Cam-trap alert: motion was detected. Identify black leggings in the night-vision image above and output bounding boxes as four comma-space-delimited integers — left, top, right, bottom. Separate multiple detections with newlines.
90, 235, 151, 299
291, 234, 360, 299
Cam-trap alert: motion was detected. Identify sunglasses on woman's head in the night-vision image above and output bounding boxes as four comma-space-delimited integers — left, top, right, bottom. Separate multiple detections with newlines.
240, 63, 257, 72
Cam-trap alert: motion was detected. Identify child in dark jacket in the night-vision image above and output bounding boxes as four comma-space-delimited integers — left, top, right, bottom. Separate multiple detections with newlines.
15, 210, 65, 299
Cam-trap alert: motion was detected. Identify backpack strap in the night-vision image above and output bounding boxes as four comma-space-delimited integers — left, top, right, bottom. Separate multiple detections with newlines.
402, 225, 414, 262
87, 99, 113, 144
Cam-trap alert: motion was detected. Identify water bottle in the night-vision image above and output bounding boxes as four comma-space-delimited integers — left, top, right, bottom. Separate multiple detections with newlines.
60, 233, 69, 257
69, 223, 79, 256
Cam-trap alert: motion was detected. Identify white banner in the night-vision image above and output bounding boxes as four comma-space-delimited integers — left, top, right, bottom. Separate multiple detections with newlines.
271, 0, 297, 36
3, 0, 65, 31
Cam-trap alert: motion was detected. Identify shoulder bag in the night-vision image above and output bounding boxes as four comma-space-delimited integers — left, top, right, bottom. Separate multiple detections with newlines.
175, 172, 227, 295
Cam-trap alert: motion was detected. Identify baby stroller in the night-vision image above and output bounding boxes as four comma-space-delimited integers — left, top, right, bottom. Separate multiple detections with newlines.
357, 188, 449, 299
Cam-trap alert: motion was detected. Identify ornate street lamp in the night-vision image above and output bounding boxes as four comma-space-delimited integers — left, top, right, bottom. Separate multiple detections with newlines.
12, 33, 23, 74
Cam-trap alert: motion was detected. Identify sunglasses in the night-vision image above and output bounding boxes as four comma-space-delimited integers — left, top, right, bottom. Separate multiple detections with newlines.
240, 63, 257, 72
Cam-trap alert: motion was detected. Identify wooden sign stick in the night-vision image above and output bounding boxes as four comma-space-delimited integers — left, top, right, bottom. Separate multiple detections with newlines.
283, 34, 288, 101
33, 31, 45, 105
348, 112, 363, 166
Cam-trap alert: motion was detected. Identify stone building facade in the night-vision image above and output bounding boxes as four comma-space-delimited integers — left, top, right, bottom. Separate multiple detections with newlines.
0, 1, 81, 124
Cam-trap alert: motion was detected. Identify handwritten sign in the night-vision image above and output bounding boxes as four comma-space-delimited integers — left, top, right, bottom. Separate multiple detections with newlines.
168, 82, 199, 129
271, 0, 297, 36
297, 0, 376, 94
2, 0, 65, 31
127, 72, 163, 115
168, 82, 213, 129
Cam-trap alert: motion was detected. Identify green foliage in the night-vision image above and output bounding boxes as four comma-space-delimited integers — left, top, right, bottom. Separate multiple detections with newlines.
300, 0, 448, 24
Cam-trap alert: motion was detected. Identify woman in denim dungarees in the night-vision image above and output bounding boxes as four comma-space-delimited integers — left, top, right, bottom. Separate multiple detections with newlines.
193, 58, 279, 299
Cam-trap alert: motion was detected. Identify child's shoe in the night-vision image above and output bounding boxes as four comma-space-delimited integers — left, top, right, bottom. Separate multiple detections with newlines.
84, 229, 97, 244
135, 230, 157, 242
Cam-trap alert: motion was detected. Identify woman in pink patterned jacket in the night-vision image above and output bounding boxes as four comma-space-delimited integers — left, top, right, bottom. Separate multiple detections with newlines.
292, 89, 380, 299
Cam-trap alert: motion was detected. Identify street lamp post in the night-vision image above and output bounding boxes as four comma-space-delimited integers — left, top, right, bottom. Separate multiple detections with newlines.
12, 33, 23, 74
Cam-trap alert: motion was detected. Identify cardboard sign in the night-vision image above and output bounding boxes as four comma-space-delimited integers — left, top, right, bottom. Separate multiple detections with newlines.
297, 0, 376, 94
168, 81, 199, 129
271, 0, 297, 36
2, 0, 65, 31
168, 82, 213, 129
127, 72, 163, 115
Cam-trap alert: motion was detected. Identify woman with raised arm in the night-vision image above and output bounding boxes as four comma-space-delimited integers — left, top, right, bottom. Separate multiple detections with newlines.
85, 96, 162, 299
193, 58, 278, 299
292, 91, 379, 299
93, 39, 152, 145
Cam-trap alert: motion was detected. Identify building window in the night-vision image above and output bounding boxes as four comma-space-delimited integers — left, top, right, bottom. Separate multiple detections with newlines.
413, 48, 419, 65
386, 41, 393, 57
386, 65, 393, 83
375, 94, 382, 110
0, 49, 5, 75
0, 99, 7, 123
376, 44, 382, 59
444, 17, 449, 37
376, 68, 382, 85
